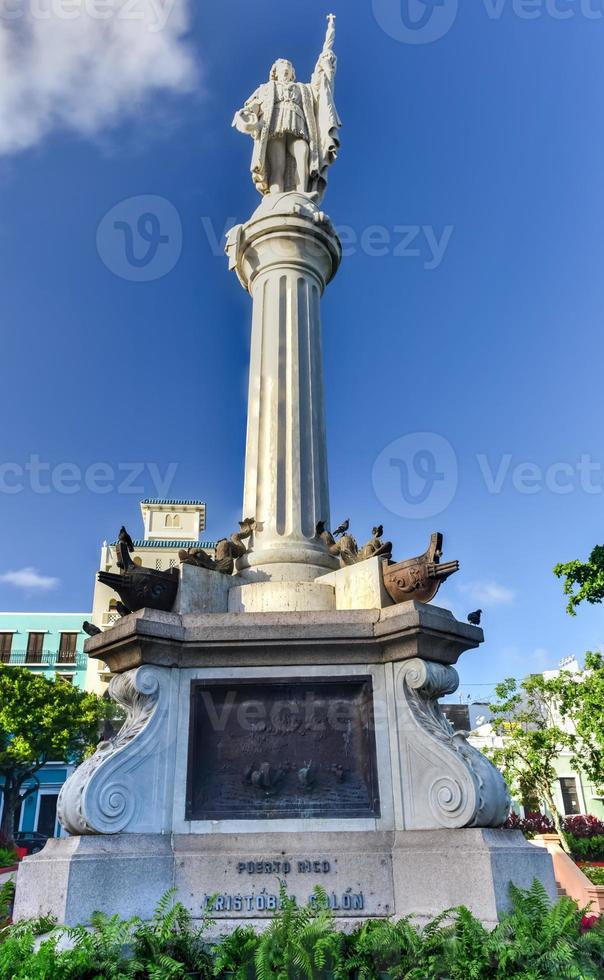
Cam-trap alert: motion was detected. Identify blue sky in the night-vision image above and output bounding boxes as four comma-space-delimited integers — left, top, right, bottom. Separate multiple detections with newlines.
1, 0, 603, 702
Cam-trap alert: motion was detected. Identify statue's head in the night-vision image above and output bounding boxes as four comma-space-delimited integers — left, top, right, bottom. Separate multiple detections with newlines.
270, 59, 296, 83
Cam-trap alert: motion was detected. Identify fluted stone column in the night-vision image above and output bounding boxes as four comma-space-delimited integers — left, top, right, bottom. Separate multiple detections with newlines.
227, 192, 341, 586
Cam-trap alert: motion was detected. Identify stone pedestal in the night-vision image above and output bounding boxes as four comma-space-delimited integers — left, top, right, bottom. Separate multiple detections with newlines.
174, 557, 396, 616
15, 829, 555, 931
320, 557, 393, 611
13, 602, 556, 928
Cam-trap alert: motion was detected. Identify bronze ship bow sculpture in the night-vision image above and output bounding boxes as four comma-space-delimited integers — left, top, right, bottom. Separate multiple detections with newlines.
382, 532, 460, 605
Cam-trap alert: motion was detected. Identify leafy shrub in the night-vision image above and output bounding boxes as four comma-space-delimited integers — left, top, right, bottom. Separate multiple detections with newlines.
1, 882, 604, 979
503, 811, 555, 836
521, 811, 555, 834
0, 882, 14, 931
567, 835, 604, 861
564, 815, 604, 839
505, 812, 604, 846
503, 811, 524, 831
581, 866, 604, 886
0, 850, 17, 870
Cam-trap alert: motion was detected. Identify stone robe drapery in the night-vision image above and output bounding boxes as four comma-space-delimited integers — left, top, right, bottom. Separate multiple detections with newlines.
233, 61, 341, 199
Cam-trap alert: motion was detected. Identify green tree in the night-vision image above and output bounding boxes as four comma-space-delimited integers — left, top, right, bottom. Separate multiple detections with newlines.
548, 651, 604, 793
554, 544, 604, 615
487, 674, 575, 849
0, 666, 107, 842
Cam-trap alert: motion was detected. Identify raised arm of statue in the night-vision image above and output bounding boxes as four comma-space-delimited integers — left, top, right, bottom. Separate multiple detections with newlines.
311, 13, 337, 97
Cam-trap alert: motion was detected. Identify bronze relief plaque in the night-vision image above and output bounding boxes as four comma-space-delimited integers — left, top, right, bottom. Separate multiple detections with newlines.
186, 677, 380, 820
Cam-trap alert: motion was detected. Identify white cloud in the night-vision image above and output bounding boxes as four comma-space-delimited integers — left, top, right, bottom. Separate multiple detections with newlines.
458, 580, 516, 607
0, 0, 196, 155
0, 567, 60, 590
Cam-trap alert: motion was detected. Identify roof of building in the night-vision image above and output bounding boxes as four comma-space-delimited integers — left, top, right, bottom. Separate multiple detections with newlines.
113, 540, 216, 549
140, 499, 205, 506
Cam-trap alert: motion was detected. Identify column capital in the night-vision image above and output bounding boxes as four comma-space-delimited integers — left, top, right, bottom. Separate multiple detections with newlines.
226, 191, 341, 295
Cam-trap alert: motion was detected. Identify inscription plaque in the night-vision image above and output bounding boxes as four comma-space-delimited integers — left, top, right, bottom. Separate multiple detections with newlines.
186, 677, 380, 820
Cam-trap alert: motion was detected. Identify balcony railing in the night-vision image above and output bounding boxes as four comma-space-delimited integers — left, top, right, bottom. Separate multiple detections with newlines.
0, 650, 87, 669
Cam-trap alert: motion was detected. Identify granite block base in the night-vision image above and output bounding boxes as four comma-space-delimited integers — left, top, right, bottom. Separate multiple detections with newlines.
14, 829, 556, 931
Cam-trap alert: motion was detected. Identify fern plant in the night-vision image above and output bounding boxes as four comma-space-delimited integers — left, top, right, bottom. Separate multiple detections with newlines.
132, 889, 213, 978
0, 849, 18, 869
66, 910, 140, 978
253, 884, 338, 980
0, 881, 14, 932
333, 914, 447, 980
2, 877, 604, 978
0, 927, 37, 979
485, 879, 604, 978
211, 925, 259, 978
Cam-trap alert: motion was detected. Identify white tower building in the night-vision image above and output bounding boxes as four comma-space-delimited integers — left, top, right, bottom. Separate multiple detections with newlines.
87, 499, 212, 691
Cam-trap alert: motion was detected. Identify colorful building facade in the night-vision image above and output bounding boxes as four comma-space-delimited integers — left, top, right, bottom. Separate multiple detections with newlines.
0, 612, 89, 839
0, 612, 89, 687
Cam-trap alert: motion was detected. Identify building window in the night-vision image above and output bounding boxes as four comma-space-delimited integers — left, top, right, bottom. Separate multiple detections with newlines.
36, 793, 59, 838
155, 559, 162, 570
103, 599, 119, 627
57, 632, 77, 664
169, 559, 177, 569
26, 632, 44, 663
164, 514, 181, 529
559, 777, 581, 815
57, 674, 74, 685
0, 633, 12, 664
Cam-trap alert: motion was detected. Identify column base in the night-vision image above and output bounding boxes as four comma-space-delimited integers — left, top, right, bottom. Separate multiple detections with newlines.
236, 540, 339, 583
228, 580, 336, 613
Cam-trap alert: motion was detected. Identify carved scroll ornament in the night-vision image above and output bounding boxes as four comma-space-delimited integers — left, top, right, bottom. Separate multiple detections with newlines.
57, 666, 175, 835
394, 658, 510, 830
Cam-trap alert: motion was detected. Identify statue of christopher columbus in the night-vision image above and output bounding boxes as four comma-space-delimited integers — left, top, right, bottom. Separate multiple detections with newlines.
232, 14, 341, 201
